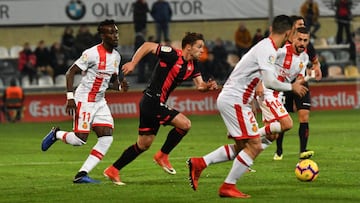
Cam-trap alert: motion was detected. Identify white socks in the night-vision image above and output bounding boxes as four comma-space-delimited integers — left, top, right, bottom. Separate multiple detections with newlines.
203, 144, 236, 165
224, 150, 253, 184
79, 136, 113, 173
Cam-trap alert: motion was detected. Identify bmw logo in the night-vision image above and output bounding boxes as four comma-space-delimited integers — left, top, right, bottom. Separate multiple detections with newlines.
66, 0, 86, 20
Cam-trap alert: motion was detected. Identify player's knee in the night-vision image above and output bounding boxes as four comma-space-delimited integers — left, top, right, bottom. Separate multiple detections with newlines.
182, 119, 191, 131
280, 118, 293, 132
247, 139, 263, 155
138, 142, 151, 151
282, 121, 293, 131
137, 136, 154, 151
72, 134, 87, 146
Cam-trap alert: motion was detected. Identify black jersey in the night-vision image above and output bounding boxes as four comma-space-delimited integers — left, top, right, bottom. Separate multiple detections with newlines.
306, 42, 317, 63
146, 45, 201, 103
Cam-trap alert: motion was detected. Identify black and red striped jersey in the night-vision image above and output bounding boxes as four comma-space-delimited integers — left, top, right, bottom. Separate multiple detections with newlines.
146, 45, 201, 103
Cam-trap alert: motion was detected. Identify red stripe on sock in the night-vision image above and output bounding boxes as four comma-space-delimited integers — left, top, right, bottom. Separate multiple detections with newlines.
236, 154, 249, 167
91, 149, 104, 160
224, 145, 231, 160
265, 125, 271, 135
62, 132, 68, 144
175, 127, 187, 136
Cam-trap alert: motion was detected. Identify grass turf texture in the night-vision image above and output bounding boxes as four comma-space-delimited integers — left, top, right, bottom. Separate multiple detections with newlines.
0, 109, 359, 203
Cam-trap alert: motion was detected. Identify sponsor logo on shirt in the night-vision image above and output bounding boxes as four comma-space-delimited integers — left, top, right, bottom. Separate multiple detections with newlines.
160, 46, 172, 52
81, 53, 88, 62
268, 55, 276, 64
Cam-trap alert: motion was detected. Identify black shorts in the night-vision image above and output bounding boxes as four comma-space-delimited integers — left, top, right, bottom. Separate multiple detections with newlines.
138, 92, 179, 135
283, 82, 311, 112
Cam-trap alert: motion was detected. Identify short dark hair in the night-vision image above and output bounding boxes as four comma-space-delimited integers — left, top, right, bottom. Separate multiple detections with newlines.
296, 27, 310, 35
97, 19, 116, 34
290, 15, 305, 26
271, 15, 292, 34
10, 78, 17, 86
181, 32, 204, 49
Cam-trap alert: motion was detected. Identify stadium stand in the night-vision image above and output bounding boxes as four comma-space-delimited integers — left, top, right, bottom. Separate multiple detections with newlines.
344, 65, 360, 78
0, 59, 20, 86
0, 46, 10, 59
38, 75, 54, 86
327, 65, 345, 78
54, 74, 66, 87
9, 45, 23, 59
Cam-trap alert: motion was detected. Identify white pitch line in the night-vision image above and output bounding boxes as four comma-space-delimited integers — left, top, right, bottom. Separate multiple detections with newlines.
0, 157, 189, 167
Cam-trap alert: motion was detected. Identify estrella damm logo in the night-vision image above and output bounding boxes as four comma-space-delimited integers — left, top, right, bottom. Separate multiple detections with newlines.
66, 0, 86, 21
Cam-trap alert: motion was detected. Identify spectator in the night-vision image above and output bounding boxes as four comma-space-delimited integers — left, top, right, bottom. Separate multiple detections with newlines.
133, 0, 150, 33
251, 28, 264, 47
34, 40, 54, 78
61, 26, 76, 59
211, 37, 231, 81
134, 31, 147, 83
74, 24, 95, 57
334, 0, 353, 44
18, 42, 37, 85
50, 42, 71, 79
300, 0, 321, 39
151, 0, 172, 43
318, 55, 329, 78
234, 22, 252, 58
198, 44, 212, 81
2, 78, 24, 122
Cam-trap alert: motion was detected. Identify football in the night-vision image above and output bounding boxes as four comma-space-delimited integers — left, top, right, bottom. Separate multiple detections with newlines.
295, 159, 319, 181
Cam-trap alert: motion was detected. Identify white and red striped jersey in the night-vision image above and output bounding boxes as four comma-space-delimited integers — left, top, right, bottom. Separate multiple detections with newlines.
262, 43, 309, 99
74, 44, 121, 102
220, 38, 278, 105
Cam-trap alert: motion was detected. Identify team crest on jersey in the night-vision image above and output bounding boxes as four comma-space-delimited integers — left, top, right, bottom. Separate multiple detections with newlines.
268, 55, 276, 64
81, 53, 88, 62
82, 122, 88, 129
252, 124, 258, 132
299, 61, 304, 69
160, 46, 172, 52
114, 60, 118, 68
280, 107, 285, 113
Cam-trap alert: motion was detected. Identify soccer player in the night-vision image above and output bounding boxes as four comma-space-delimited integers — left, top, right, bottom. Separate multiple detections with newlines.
187, 15, 308, 198
103, 32, 218, 185
274, 15, 322, 160
41, 19, 128, 183
256, 27, 311, 151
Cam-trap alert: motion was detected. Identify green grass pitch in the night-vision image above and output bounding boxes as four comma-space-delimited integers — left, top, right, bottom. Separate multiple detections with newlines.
0, 109, 359, 203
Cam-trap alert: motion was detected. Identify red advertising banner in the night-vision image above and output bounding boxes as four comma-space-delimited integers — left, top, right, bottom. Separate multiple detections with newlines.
21, 89, 221, 123
18, 81, 360, 123
309, 82, 360, 110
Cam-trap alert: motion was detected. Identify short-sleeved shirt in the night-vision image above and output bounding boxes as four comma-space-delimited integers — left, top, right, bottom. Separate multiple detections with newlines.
257, 43, 309, 122
217, 37, 279, 139
74, 44, 120, 102
220, 37, 278, 105
262, 43, 309, 100
145, 45, 201, 104
139, 45, 201, 135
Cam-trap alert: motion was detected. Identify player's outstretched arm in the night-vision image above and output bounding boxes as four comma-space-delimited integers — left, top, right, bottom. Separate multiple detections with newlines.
193, 76, 218, 92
